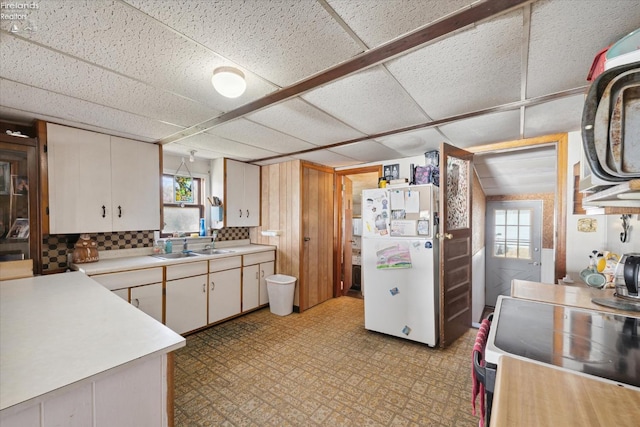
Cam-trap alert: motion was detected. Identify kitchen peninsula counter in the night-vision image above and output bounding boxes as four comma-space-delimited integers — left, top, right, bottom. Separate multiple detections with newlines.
0, 272, 185, 426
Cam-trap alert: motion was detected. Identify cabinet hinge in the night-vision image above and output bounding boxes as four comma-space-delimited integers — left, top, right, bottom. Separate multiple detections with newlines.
45, 206, 49, 215
43, 144, 47, 153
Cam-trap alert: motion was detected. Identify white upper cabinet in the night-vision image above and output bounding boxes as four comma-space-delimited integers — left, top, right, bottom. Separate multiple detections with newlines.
47, 123, 160, 233
110, 136, 160, 231
211, 158, 260, 227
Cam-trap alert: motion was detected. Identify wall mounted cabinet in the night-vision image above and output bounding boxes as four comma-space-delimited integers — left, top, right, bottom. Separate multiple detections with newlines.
46, 123, 160, 233
211, 158, 260, 227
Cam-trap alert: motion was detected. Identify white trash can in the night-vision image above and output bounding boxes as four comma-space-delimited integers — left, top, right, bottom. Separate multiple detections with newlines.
266, 274, 297, 316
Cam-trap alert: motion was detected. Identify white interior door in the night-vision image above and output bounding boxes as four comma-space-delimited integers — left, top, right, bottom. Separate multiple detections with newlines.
485, 200, 543, 306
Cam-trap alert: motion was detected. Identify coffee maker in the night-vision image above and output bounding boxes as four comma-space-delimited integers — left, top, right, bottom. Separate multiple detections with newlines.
614, 253, 640, 301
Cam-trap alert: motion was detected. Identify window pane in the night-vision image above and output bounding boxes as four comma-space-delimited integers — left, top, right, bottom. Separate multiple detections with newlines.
506, 210, 518, 225
506, 225, 518, 240
495, 210, 505, 226
494, 243, 506, 257
163, 175, 200, 205
162, 176, 173, 203
518, 243, 531, 259
163, 206, 200, 233
519, 210, 531, 226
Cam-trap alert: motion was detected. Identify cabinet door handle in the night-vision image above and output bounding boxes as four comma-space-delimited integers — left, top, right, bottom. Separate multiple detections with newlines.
133, 298, 140, 308
261, 270, 264, 278
239, 209, 243, 217
211, 281, 215, 291
202, 283, 206, 293
255, 271, 259, 280
118, 205, 122, 218
246, 209, 250, 218
102, 205, 106, 218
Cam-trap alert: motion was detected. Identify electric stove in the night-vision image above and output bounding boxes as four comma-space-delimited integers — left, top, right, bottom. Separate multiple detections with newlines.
485, 296, 640, 390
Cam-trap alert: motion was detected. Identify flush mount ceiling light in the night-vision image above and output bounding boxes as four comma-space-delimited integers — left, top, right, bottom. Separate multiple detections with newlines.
211, 66, 246, 98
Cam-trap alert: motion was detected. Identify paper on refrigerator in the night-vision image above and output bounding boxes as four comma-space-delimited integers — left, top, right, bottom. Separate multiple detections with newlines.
363, 189, 389, 236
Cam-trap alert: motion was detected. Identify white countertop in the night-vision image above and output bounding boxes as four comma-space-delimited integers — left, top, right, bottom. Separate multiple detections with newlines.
0, 272, 185, 412
73, 243, 276, 276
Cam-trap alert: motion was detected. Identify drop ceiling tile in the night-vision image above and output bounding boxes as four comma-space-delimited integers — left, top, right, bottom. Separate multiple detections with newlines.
207, 118, 316, 154
126, 0, 363, 87
0, 79, 184, 140
254, 157, 298, 167
302, 66, 428, 134
527, 1, 640, 98
327, 0, 471, 48
386, 9, 522, 120
0, 36, 219, 128
0, 1, 276, 112
246, 99, 365, 146
330, 140, 404, 163
162, 142, 229, 161
438, 110, 521, 148
377, 128, 447, 157
524, 94, 585, 139
292, 150, 361, 168
172, 132, 279, 161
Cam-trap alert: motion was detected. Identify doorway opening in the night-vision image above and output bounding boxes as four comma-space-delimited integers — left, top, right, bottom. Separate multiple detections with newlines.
334, 166, 381, 299
470, 133, 568, 317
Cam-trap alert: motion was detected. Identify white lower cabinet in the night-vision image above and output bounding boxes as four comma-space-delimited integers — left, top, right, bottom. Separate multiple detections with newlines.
242, 264, 260, 312
242, 251, 276, 312
112, 288, 129, 301
130, 283, 163, 323
259, 261, 274, 305
165, 261, 208, 335
209, 268, 241, 323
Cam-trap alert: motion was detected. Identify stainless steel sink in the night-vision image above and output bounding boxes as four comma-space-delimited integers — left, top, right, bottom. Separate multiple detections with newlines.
151, 252, 201, 259
192, 248, 235, 255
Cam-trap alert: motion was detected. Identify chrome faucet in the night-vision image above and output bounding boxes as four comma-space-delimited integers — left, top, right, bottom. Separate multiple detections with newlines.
183, 238, 188, 252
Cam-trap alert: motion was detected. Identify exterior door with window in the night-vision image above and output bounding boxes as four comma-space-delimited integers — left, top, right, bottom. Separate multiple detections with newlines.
485, 200, 542, 307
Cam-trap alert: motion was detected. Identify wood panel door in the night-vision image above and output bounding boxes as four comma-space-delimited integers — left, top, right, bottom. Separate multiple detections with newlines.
343, 176, 353, 295
301, 163, 334, 311
439, 142, 474, 348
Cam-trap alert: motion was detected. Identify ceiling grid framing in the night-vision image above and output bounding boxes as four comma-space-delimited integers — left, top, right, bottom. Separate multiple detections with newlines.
157, 0, 535, 146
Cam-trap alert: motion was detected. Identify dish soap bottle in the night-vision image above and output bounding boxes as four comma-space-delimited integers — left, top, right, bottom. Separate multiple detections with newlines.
165, 239, 173, 254
153, 240, 164, 254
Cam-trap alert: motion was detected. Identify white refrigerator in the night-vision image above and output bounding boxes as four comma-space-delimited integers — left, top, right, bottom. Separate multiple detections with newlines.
361, 185, 440, 347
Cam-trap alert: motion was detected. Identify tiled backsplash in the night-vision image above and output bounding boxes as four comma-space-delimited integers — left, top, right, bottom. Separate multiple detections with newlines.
42, 227, 250, 272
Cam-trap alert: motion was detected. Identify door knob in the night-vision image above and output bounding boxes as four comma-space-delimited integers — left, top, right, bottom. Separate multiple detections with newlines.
304, 237, 311, 241
528, 262, 541, 266
436, 233, 452, 239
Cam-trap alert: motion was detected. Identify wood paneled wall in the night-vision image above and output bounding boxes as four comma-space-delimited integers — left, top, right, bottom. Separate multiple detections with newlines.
250, 160, 302, 304
249, 160, 334, 311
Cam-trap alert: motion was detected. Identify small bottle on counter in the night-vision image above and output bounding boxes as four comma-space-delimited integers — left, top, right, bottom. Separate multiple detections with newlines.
153, 240, 164, 254
199, 218, 206, 236
165, 239, 173, 254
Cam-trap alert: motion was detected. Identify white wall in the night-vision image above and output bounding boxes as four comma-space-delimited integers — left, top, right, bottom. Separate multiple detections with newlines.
565, 131, 640, 279
472, 248, 485, 323
163, 153, 210, 176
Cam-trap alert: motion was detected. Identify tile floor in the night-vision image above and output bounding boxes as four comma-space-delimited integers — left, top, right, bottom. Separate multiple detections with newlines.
174, 296, 479, 426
